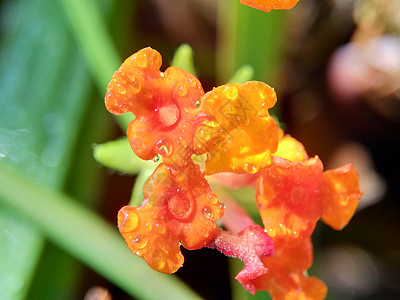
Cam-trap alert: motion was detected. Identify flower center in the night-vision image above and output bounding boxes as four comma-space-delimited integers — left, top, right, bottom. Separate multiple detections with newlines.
158, 104, 180, 129
168, 193, 194, 222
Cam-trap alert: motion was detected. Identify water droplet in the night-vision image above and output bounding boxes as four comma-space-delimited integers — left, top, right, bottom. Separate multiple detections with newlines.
203, 207, 214, 219
130, 80, 141, 93
208, 196, 218, 205
154, 222, 166, 234
158, 104, 180, 128
153, 155, 161, 162
119, 210, 139, 232
116, 83, 126, 95
178, 85, 187, 97
153, 251, 166, 270
145, 221, 152, 231
223, 86, 238, 100
132, 236, 148, 249
201, 229, 209, 238
168, 195, 194, 221
195, 100, 200, 107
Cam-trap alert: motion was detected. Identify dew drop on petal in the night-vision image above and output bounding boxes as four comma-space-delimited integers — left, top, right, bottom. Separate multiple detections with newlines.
155, 221, 166, 234
119, 210, 139, 232
222, 86, 239, 100
132, 236, 148, 249
153, 251, 166, 270
203, 207, 214, 219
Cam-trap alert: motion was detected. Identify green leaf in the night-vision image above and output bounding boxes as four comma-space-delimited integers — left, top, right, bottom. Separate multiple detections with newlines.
216, 0, 286, 85
171, 44, 197, 76
129, 168, 156, 207
58, 0, 134, 130
93, 138, 159, 174
228, 65, 254, 83
0, 0, 93, 298
0, 164, 202, 300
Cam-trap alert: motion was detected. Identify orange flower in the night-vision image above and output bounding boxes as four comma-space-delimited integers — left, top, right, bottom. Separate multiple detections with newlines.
105, 47, 209, 167
118, 161, 224, 273
240, 0, 300, 12
251, 237, 327, 299
194, 81, 279, 174
251, 156, 362, 298
105, 47, 362, 299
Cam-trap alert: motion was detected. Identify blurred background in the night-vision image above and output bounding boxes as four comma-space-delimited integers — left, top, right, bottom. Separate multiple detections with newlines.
0, 0, 399, 299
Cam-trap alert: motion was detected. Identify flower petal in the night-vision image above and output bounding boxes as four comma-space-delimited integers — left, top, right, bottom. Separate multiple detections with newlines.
118, 161, 224, 273
250, 237, 327, 299
106, 48, 207, 164
257, 156, 324, 239
240, 0, 300, 12
273, 129, 308, 162
321, 164, 362, 230
195, 81, 279, 174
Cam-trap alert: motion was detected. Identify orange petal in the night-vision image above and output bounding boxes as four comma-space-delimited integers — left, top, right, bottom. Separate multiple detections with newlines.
118, 161, 224, 273
118, 205, 183, 273
250, 237, 322, 298
105, 47, 162, 115
273, 129, 308, 162
106, 48, 207, 165
321, 164, 362, 230
195, 81, 279, 174
257, 156, 324, 239
240, 0, 300, 12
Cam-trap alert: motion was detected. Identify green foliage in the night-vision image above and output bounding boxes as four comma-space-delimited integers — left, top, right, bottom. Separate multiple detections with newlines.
0, 164, 201, 300
0, 0, 92, 298
171, 44, 197, 76
93, 138, 159, 175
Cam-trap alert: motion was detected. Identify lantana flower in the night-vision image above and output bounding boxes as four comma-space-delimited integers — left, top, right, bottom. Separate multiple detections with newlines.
250, 156, 362, 299
105, 46, 362, 299
118, 161, 224, 273
240, 0, 300, 12
105, 47, 209, 167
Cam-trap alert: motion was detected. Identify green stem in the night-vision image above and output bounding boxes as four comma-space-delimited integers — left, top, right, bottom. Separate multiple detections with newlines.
0, 164, 202, 300
130, 168, 155, 207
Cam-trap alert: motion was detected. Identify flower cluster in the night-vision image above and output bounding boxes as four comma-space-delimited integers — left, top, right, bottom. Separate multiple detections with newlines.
105, 47, 362, 299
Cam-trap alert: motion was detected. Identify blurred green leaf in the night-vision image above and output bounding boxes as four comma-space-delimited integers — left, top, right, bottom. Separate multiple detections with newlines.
228, 65, 255, 83
129, 168, 156, 207
59, 0, 133, 130
93, 137, 159, 174
217, 0, 286, 85
0, 164, 202, 300
171, 44, 197, 76
0, 0, 93, 297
